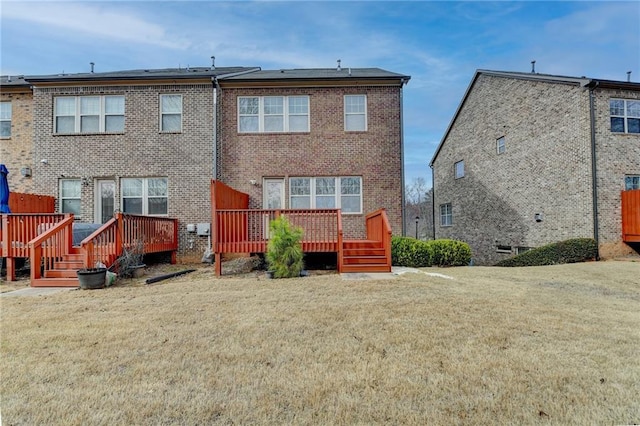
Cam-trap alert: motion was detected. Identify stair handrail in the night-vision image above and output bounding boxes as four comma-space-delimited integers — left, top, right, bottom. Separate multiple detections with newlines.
28, 215, 75, 282
365, 208, 392, 269
80, 216, 120, 269
337, 209, 344, 273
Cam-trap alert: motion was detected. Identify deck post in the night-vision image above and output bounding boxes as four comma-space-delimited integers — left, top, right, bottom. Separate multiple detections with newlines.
6, 258, 16, 282
215, 252, 221, 276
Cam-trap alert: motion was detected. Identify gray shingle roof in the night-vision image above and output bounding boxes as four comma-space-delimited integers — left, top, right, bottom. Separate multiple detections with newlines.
224, 68, 410, 82
20, 67, 261, 83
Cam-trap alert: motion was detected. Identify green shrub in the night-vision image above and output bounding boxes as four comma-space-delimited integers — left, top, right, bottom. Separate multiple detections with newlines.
495, 238, 597, 267
429, 239, 472, 267
266, 216, 304, 278
391, 236, 471, 267
391, 236, 433, 267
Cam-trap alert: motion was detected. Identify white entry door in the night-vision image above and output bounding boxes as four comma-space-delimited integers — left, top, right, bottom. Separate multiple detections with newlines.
263, 178, 285, 209
96, 180, 116, 223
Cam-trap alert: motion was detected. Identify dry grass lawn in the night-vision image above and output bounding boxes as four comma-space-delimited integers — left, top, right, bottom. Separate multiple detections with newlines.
1, 261, 639, 425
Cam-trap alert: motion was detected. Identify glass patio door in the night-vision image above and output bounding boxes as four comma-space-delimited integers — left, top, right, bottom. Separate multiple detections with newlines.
96, 180, 116, 223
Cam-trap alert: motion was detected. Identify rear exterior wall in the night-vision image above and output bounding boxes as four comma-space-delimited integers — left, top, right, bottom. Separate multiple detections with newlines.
32, 83, 215, 260
1, 90, 35, 193
218, 85, 404, 238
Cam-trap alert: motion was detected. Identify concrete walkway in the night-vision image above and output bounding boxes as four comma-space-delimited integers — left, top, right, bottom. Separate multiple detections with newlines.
340, 266, 456, 281
0, 287, 76, 297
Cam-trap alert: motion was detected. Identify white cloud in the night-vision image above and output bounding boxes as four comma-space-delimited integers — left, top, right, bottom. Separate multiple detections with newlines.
1, 1, 189, 49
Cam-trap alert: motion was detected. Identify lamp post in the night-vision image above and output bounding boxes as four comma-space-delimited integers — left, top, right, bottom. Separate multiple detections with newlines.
415, 216, 419, 239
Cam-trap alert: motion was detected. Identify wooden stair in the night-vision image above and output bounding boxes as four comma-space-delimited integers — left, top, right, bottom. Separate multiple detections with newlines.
341, 239, 391, 273
31, 251, 82, 287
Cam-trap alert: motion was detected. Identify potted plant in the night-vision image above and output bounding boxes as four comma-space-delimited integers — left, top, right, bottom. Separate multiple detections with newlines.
77, 267, 107, 290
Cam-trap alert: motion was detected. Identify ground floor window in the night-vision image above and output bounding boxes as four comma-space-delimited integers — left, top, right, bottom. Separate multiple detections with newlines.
60, 179, 81, 216
440, 203, 452, 226
289, 176, 362, 213
121, 177, 168, 215
625, 175, 640, 190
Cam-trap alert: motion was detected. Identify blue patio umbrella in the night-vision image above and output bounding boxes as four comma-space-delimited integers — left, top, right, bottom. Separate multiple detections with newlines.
0, 164, 11, 213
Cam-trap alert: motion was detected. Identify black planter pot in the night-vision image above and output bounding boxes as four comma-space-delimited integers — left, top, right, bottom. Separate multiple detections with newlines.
77, 268, 107, 290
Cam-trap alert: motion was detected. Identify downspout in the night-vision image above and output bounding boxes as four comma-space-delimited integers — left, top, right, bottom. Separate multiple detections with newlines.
589, 82, 600, 260
400, 81, 406, 236
430, 165, 436, 240
212, 76, 220, 180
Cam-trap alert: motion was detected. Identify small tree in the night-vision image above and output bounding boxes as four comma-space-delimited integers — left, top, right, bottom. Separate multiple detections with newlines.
266, 216, 304, 278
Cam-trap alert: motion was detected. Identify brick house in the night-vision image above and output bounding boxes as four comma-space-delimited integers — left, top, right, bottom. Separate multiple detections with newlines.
430, 70, 640, 265
1, 65, 410, 261
1, 75, 35, 194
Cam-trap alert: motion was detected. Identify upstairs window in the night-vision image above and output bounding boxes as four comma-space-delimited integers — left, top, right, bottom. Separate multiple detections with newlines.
54, 95, 124, 134
610, 99, 640, 134
121, 177, 168, 215
60, 179, 81, 215
496, 136, 506, 154
289, 176, 362, 213
454, 160, 465, 179
0, 102, 11, 137
238, 96, 309, 133
440, 203, 452, 226
344, 95, 367, 131
625, 175, 640, 190
160, 95, 182, 132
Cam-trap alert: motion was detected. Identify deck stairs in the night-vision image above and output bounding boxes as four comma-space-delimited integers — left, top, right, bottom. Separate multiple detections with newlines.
31, 248, 82, 287
341, 239, 391, 273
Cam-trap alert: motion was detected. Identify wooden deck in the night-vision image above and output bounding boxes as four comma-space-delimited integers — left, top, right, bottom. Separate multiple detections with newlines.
622, 189, 640, 242
2, 213, 178, 287
211, 180, 391, 276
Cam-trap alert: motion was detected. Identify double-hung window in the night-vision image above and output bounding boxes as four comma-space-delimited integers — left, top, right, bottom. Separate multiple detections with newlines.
54, 95, 125, 134
238, 96, 309, 133
610, 99, 640, 134
344, 95, 367, 131
0, 102, 11, 137
625, 175, 640, 190
121, 177, 168, 215
289, 176, 362, 213
160, 94, 182, 132
60, 179, 81, 215
440, 203, 452, 226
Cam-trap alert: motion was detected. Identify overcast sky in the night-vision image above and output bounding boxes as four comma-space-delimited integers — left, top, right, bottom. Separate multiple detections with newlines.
2, 1, 639, 186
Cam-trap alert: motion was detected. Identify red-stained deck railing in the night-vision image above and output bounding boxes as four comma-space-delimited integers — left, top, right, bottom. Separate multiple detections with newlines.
81, 213, 179, 270
365, 209, 392, 271
622, 190, 640, 242
1, 213, 69, 281
29, 215, 75, 284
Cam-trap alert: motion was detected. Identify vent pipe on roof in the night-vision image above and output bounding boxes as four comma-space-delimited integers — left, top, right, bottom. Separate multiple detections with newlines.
90, 62, 95, 73
348, 67, 352, 76
7, 76, 11, 82
211, 56, 216, 70
531, 60, 536, 73
337, 59, 341, 71
627, 71, 632, 82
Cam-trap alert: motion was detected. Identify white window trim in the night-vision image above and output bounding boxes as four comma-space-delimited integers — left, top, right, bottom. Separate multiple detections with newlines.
610, 98, 640, 134
454, 160, 465, 179
0, 101, 11, 138
121, 177, 169, 216
59, 179, 81, 217
289, 176, 363, 214
54, 95, 124, 134
237, 96, 309, 133
344, 94, 367, 132
160, 94, 183, 133
496, 136, 506, 154
440, 203, 452, 227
